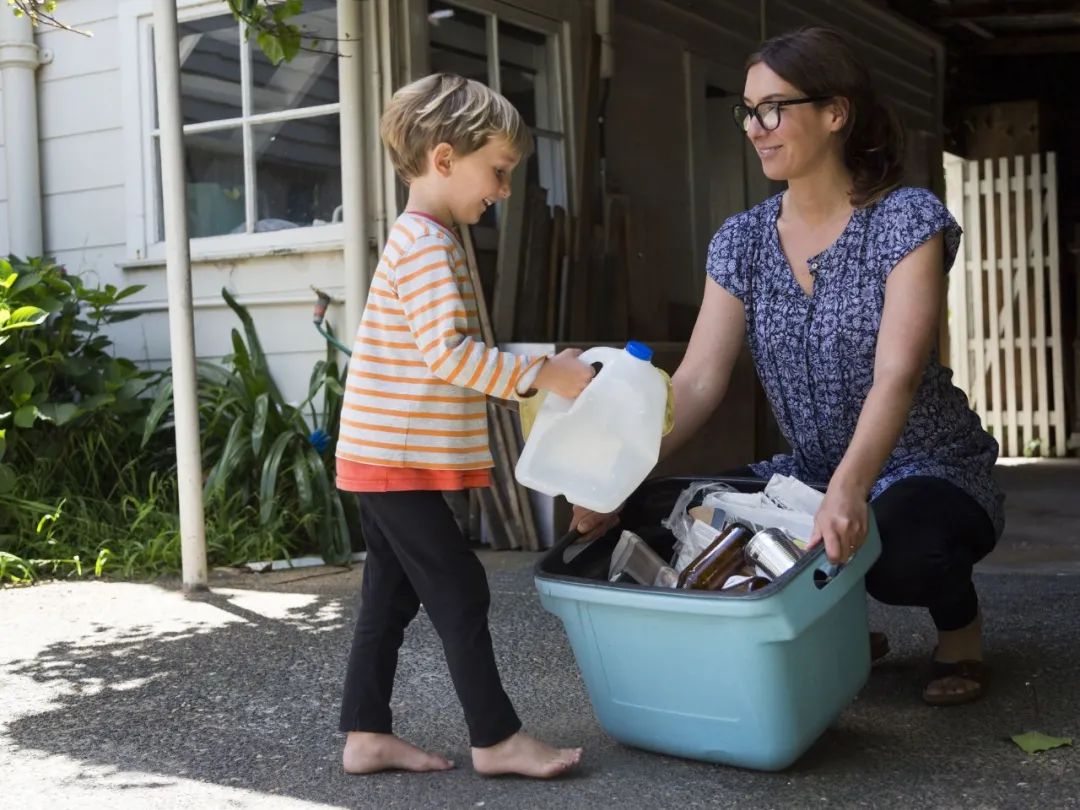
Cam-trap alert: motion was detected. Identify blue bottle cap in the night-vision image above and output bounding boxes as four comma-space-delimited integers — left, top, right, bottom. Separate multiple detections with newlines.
625, 341, 653, 362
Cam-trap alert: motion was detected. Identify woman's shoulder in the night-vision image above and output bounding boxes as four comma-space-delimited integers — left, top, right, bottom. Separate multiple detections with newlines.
865, 186, 962, 269
712, 193, 780, 242
865, 186, 953, 239
869, 186, 948, 220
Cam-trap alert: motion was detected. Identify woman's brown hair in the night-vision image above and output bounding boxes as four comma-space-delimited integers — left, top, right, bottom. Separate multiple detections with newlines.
748, 27, 905, 207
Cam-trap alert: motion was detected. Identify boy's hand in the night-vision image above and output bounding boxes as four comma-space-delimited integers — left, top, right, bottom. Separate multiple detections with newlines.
533, 349, 595, 399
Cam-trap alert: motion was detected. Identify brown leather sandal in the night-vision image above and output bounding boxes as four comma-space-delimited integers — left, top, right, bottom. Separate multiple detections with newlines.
922, 658, 984, 706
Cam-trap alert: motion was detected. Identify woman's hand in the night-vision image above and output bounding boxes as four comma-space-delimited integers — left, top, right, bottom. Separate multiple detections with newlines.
809, 481, 869, 564
568, 504, 622, 543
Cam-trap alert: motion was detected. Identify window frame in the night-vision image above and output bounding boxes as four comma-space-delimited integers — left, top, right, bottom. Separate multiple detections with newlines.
422, 0, 574, 214
119, 0, 345, 263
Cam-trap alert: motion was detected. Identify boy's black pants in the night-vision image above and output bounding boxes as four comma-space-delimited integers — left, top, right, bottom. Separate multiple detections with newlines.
338, 490, 522, 748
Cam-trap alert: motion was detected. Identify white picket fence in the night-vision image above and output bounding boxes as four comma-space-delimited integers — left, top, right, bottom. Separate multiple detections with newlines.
944, 152, 1068, 457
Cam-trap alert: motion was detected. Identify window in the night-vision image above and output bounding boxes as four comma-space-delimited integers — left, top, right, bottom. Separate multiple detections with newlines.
134, 0, 342, 255
427, 0, 569, 221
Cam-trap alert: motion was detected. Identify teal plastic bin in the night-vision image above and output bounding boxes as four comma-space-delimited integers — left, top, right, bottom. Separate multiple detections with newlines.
534, 477, 882, 771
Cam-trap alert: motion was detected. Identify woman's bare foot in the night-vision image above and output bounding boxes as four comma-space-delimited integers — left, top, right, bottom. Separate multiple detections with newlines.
343, 732, 454, 774
924, 611, 984, 704
472, 731, 582, 778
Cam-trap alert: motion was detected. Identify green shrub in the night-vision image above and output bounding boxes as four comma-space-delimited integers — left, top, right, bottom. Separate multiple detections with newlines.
1, 258, 355, 583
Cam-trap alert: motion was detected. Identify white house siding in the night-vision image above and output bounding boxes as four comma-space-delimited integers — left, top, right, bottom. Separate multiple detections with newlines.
111, 249, 348, 403
3, 0, 349, 404
0, 81, 7, 256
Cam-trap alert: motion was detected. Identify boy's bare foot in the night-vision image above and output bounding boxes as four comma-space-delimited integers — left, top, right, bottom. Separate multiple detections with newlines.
343, 732, 454, 774
472, 731, 582, 778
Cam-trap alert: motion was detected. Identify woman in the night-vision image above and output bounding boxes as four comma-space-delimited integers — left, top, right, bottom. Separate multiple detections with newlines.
572, 27, 1004, 706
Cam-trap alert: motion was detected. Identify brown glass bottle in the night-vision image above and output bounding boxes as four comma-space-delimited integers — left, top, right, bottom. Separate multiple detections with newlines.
676, 522, 755, 591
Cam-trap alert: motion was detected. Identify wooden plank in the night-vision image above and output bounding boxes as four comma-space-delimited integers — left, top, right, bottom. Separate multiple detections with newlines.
484, 432, 523, 550
478, 486, 513, 550
944, 156, 969, 391
461, 223, 541, 551
1013, 156, 1035, 454
604, 193, 631, 340
1030, 153, 1050, 454
557, 254, 571, 340
1045, 152, 1067, 456
997, 158, 1019, 457
514, 186, 553, 340
547, 206, 566, 340
965, 160, 987, 424
495, 407, 542, 551
492, 167, 528, 342
982, 159, 1002, 448
462, 223, 525, 548
569, 33, 601, 340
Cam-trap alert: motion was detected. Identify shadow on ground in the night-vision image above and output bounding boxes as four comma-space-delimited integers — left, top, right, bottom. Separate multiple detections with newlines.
3, 557, 1078, 809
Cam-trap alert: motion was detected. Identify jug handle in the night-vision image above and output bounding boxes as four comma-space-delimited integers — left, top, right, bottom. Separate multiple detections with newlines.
547, 346, 619, 416
577, 346, 620, 370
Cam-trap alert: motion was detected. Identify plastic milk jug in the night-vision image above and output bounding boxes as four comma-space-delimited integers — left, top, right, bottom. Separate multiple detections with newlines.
515, 342, 667, 514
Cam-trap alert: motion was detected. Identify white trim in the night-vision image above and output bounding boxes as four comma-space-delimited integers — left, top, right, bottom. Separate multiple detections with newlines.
432, 0, 572, 211
137, 221, 346, 263
110, 289, 345, 312
117, 235, 344, 270
119, 0, 345, 263
152, 103, 342, 135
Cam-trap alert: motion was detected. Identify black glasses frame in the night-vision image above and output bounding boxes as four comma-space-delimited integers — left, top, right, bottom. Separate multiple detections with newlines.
732, 96, 832, 133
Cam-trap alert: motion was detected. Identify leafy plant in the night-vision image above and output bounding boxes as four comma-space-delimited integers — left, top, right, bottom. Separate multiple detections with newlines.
143, 287, 356, 566
1, 262, 355, 583
0, 256, 152, 490
0, 256, 182, 581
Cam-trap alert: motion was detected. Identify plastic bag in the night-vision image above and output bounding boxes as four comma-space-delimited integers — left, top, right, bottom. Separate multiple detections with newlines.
763, 474, 825, 515
702, 490, 815, 546
662, 480, 736, 566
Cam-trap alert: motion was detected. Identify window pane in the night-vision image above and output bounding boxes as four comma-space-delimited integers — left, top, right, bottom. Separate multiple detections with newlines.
253, 114, 342, 230
251, 0, 339, 114
169, 128, 246, 239
498, 20, 551, 129
428, 1, 488, 83
534, 134, 566, 208
177, 16, 242, 126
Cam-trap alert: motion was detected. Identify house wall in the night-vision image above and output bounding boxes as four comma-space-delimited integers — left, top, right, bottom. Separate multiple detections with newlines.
35, 0, 127, 285
0, 80, 6, 253
0, 0, 351, 406
2, 0, 947, 424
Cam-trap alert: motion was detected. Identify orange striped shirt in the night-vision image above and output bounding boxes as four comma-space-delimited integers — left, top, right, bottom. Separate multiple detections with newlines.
335, 212, 543, 491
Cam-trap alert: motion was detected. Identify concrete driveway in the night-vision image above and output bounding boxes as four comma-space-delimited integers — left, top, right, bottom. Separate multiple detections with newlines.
2, 461, 1077, 809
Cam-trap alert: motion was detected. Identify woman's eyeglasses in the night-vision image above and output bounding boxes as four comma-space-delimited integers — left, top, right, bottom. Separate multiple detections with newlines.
732, 96, 832, 133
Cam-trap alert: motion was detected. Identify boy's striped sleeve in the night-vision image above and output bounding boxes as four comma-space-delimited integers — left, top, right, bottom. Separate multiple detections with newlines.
394, 235, 544, 398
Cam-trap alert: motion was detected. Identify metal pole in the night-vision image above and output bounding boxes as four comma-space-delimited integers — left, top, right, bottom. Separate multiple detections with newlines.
152, 0, 207, 591
339, 0, 369, 345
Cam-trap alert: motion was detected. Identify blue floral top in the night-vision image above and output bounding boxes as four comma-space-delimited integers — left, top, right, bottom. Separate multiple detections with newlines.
707, 187, 1004, 538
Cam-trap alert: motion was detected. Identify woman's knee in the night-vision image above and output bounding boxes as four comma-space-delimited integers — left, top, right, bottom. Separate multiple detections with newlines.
865, 544, 936, 606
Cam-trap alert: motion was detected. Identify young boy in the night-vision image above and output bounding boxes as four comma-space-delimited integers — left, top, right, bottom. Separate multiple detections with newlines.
335, 73, 592, 778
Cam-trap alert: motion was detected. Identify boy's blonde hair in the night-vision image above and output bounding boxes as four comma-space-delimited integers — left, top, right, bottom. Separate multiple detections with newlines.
380, 73, 534, 183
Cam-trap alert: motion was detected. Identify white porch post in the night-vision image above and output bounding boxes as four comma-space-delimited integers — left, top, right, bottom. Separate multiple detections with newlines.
153, 0, 208, 591
0, 11, 44, 256
339, 0, 369, 342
